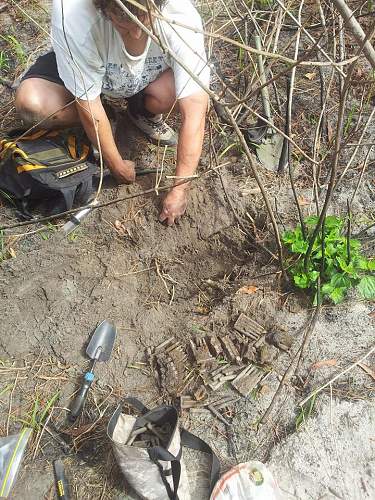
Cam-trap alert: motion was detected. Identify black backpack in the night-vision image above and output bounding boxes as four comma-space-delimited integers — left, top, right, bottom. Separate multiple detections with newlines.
0, 128, 100, 220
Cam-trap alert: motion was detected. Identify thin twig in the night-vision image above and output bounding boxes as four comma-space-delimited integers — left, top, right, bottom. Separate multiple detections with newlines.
349, 145, 373, 206
33, 408, 54, 459
6, 371, 19, 435
299, 344, 375, 407
260, 305, 320, 424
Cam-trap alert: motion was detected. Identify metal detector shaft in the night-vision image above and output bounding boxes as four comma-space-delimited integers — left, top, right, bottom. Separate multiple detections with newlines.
62, 199, 98, 235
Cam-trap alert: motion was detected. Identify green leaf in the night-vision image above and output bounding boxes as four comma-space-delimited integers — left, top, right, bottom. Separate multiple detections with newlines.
309, 270, 320, 282
349, 239, 361, 251
357, 276, 375, 300
324, 216, 343, 230
358, 258, 375, 271
286, 215, 372, 306
305, 216, 319, 227
330, 273, 352, 289
291, 239, 309, 254
312, 248, 322, 259
39, 391, 60, 425
337, 256, 357, 276
321, 283, 334, 295
282, 230, 296, 245
325, 244, 337, 258
357, 257, 370, 271
329, 287, 346, 304
294, 273, 310, 288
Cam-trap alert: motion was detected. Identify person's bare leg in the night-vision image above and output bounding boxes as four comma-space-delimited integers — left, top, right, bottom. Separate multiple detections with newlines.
143, 69, 177, 115
15, 78, 80, 128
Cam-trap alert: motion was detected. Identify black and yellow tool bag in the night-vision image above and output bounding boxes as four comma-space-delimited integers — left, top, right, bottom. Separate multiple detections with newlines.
0, 128, 99, 219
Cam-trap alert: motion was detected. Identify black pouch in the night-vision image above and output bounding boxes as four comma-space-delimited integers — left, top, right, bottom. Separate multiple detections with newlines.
108, 397, 220, 500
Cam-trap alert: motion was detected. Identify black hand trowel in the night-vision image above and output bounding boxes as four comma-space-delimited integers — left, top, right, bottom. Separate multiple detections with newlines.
69, 320, 117, 422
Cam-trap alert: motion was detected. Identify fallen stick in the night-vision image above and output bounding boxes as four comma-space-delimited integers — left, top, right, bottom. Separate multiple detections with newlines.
299, 344, 375, 407
260, 306, 320, 424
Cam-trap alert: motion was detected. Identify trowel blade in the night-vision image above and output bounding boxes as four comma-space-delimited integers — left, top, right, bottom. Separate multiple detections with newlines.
256, 133, 284, 171
86, 320, 117, 362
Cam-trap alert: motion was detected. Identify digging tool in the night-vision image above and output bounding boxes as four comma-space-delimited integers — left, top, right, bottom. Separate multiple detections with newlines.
53, 460, 71, 500
245, 35, 283, 171
69, 320, 117, 422
62, 199, 98, 235
277, 77, 292, 174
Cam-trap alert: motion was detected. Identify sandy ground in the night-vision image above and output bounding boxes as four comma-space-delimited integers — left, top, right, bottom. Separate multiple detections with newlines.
1, 131, 374, 498
1, 2, 375, 499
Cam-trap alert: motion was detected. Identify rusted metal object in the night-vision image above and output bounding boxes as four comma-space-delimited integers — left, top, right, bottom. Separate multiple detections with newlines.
180, 396, 203, 409
238, 341, 257, 363
258, 342, 279, 365
266, 330, 294, 351
148, 338, 187, 396
234, 313, 266, 340
207, 335, 223, 357
146, 314, 278, 418
190, 337, 214, 366
207, 404, 231, 426
193, 386, 208, 401
231, 365, 267, 396
220, 336, 242, 364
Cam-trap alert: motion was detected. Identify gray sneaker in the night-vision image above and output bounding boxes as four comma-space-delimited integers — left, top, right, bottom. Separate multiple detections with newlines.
127, 110, 178, 147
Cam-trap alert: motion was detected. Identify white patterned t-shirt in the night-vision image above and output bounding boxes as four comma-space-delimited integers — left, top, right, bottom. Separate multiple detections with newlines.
51, 0, 210, 100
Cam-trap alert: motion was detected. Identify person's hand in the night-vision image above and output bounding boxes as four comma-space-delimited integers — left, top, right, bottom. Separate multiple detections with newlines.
111, 159, 136, 184
159, 186, 189, 225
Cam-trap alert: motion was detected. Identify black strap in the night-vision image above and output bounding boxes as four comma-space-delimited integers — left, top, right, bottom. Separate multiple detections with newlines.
59, 187, 76, 212
121, 397, 149, 415
148, 446, 181, 500
76, 177, 93, 206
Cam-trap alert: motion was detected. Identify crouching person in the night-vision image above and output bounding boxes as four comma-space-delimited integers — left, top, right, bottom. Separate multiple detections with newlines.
15, 0, 210, 225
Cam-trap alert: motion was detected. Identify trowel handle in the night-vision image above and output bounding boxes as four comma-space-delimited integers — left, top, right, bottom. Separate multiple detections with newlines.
254, 35, 273, 126
69, 372, 94, 421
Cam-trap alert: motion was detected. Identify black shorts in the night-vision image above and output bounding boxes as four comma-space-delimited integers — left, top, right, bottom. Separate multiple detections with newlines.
22, 51, 64, 86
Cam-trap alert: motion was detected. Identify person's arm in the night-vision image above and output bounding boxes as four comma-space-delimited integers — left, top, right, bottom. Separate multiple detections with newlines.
159, 90, 208, 225
76, 97, 135, 184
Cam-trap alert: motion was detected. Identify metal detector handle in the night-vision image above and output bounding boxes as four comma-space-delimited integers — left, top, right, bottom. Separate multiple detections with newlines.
69, 372, 94, 421
254, 35, 273, 126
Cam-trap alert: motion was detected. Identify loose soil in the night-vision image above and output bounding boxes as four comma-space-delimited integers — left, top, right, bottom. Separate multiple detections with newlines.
0, 2, 374, 500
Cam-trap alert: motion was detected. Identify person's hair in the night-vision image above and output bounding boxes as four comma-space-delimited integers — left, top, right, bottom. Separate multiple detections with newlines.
93, 0, 165, 17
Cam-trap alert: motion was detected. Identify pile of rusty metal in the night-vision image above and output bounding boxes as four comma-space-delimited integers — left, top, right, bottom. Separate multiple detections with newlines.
146, 313, 293, 422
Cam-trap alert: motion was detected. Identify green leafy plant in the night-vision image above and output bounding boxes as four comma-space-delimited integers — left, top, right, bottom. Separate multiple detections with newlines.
0, 51, 9, 71
39, 222, 58, 241
282, 215, 375, 304
16, 391, 59, 430
295, 394, 317, 430
67, 229, 81, 242
343, 102, 357, 136
238, 46, 245, 69
0, 34, 26, 66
